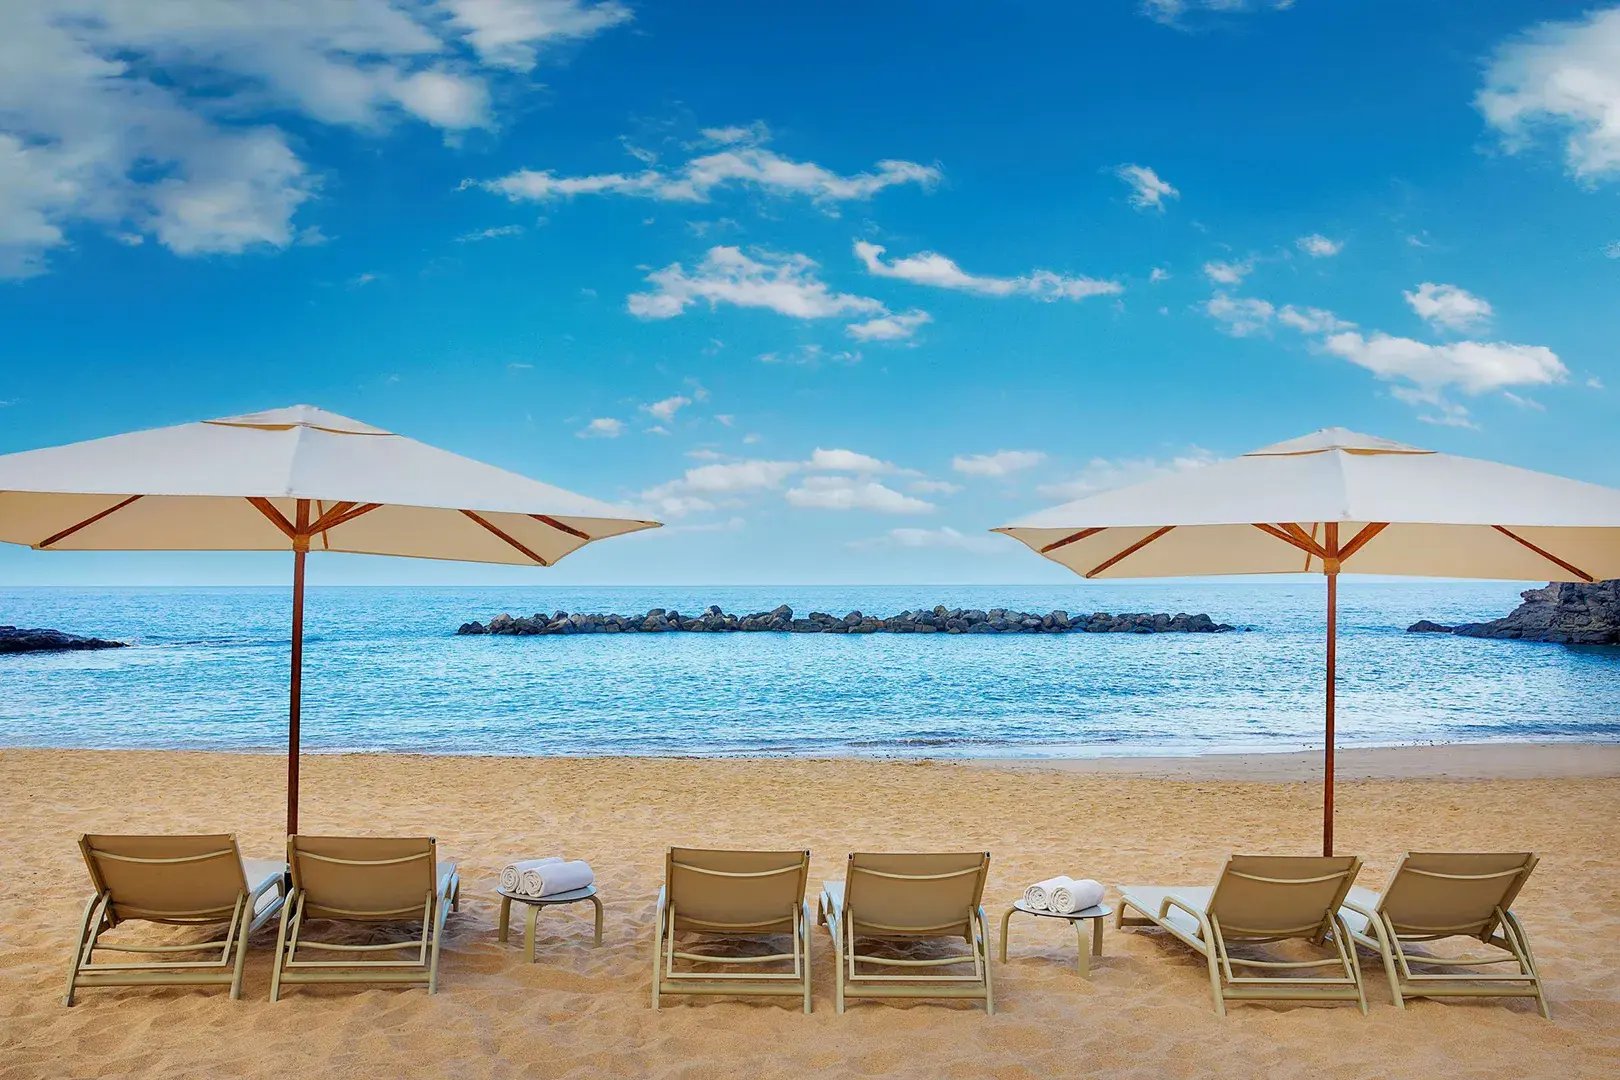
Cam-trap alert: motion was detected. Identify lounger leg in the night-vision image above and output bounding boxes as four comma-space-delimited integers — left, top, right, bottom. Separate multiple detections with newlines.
999, 905, 1014, 963
269, 890, 298, 1003
800, 903, 813, 1014
228, 895, 252, 1000
428, 891, 450, 994
1371, 914, 1405, 1010
978, 908, 994, 1014
834, 910, 849, 1014
1501, 910, 1550, 1020
63, 893, 107, 1007
1332, 914, 1367, 1015
650, 902, 664, 1009
1203, 929, 1227, 1017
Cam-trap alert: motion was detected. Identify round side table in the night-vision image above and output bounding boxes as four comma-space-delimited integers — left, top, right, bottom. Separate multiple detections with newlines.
497, 885, 603, 963
1000, 900, 1112, 978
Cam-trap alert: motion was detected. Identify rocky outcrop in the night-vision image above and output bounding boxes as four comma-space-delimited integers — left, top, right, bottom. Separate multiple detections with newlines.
1407, 581, 1620, 645
458, 605, 1235, 636
0, 626, 129, 654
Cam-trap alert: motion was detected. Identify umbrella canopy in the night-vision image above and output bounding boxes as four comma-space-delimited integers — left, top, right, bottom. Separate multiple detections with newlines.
995, 428, 1620, 853
0, 405, 661, 831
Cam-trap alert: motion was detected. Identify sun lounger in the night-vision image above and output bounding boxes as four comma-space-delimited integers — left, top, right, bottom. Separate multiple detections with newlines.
818, 851, 994, 1014
270, 835, 460, 999
65, 833, 287, 1004
651, 847, 813, 1012
1117, 854, 1366, 1015
1339, 852, 1548, 1017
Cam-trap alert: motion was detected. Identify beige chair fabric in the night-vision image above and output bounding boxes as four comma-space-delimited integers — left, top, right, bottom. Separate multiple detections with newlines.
65, 833, 287, 1004
271, 835, 460, 999
1339, 852, 1548, 1017
1118, 854, 1366, 1015
818, 851, 993, 1014
651, 847, 813, 1012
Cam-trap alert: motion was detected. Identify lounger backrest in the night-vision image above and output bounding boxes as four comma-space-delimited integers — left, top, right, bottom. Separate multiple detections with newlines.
1207, 854, 1361, 939
1377, 852, 1537, 942
665, 847, 809, 934
79, 833, 250, 927
844, 852, 990, 939
289, 835, 437, 921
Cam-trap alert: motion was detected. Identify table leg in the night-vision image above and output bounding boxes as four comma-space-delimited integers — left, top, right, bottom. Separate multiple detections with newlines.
589, 894, 604, 947
999, 906, 1015, 963
498, 896, 511, 944
1075, 923, 1090, 978
525, 902, 539, 964
1091, 916, 1104, 957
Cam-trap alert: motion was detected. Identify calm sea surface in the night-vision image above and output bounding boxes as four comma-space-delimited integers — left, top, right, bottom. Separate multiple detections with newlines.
2, 584, 1617, 758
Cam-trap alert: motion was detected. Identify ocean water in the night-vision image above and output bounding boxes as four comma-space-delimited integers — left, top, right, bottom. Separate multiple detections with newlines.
2, 583, 1617, 758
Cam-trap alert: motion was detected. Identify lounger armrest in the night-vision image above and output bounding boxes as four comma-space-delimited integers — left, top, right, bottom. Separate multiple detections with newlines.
1340, 898, 1378, 921
1159, 894, 1205, 922
249, 871, 285, 904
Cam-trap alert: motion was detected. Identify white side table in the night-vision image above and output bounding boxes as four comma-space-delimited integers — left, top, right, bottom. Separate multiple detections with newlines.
497, 885, 603, 962
1000, 899, 1112, 978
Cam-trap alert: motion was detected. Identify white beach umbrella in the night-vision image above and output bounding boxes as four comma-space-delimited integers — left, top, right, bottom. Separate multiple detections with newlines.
994, 428, 1620, 853
0, 405, 660, 831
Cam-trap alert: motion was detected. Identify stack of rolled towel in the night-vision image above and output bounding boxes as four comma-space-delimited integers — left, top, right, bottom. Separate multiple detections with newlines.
1022, 876, 1105, 914
499, 856, 595, 899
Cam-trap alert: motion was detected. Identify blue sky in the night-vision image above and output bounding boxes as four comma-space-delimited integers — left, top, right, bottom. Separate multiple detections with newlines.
1, 1, 1617, 586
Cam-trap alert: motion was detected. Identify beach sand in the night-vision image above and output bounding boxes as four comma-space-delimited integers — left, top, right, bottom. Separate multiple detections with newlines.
2, 745, 1617, 1079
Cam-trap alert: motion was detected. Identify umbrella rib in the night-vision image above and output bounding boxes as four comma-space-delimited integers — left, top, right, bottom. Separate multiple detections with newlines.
1084, 526, 1175, 578
246, 498, 297, 540
1491, 526, 1594, 583
1252, 522, 1328, 559
1040, 527, 1104, 554
323, 503, 382, 530
531, 514, 590, 541
1337, 522, 1389, 565
37, 495, 144, 549
461, 510, 552, 566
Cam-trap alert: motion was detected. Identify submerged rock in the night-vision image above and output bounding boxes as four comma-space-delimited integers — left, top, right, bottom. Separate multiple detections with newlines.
1406, 581, 1620, 646
0, 626, 128, 654
456, 606, 1236, 637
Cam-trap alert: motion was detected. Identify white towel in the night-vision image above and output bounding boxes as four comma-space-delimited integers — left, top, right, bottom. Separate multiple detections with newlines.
501, 857, 562, 895
1024, 876, 1067, 911
524, 859, 594, 898
1050, 877, 1105, 915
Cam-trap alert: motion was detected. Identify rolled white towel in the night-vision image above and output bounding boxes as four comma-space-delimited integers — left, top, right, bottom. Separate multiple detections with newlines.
1023, 876, 1067, 911
502, 857, 562, 895
527, 859, 594, 898
1050, 877, 1105, 915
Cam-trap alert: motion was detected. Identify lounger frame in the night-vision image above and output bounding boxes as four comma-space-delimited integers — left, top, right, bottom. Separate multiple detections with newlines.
818, 852, 994, 1014
65, 834, 286, 1004
651, 848, 813, 1012
1118, 855, 1366, 1016
1342, 852, 1548, 1018
270, 835, 460, 1000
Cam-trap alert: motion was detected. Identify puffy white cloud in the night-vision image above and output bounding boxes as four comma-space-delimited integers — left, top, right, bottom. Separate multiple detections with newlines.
0, 1, 628, 277
1296, 233, 1343, 257
951, 450, 1046, 477
441, 0, 632, 72
1276, 304, 1355, 333
1149, 267, 1170, 283
807, 448, 894, 473
1115, 163, 1179, 210
853, 240, 1121, 301
849, 526, 1006, 554
1037, 448, 1217, 501
1202, 258, 1253, 285
785, 475, 934, 514
1477, 8, 1620, 182
1404, 282, 1494, 332
577, 417, 623, 438
642, 394, 693, 422
628, 246, 886, 321
1204, 293, 1274, 336
1322, 331, 1567, 397
845, 310, 932, 342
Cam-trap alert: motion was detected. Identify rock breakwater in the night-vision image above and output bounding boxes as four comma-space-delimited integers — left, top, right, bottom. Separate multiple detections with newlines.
458, 605, 1235, 636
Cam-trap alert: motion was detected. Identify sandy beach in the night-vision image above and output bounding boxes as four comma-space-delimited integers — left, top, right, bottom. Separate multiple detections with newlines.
3, 744, 1617, 1079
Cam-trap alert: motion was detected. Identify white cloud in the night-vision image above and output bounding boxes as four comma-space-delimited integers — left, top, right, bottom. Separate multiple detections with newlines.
1115, 164, 1179, 211
758, 344, 863, 366
1404, 282, 1494, 332
348, 272, 380, 288
785, 475, 934, 514
1605, 240, 1620, 258
1502, 391, 1546, 411
807, 448, 894, 473
1142, 1, 1297, 27
0, 1, 628, 277
472, 128, 939, 207
442, 0, 632, 72
1587, 376, 1606, 390
455, 224, 525, 242
1477, 8, 1620, 182
951, 449, 1046, 477
846, 310, 932, 342
577, 416, 623, 438
1391, 387, 1478, 430
853, 240, 1121, 301
910, 478, 963, 495
628, 246, 885, 322
849, 526, 1006, 555
1149, 267, 1170, 283
1276, 304, 1355, 333
1322, 331, 1567, 397
642, 394, 693, 422
1297, 233, 1343, 257
1037, 448, 1218, 501
1202, 258, 1253, 285
1204, 293, 1274, 336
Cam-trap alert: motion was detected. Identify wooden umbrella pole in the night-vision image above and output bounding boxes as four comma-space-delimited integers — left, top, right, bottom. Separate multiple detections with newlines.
287, 500, 311, 836
1323, 522, 1340, 857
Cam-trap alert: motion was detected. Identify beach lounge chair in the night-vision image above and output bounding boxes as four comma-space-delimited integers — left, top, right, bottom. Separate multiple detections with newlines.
1117, 854, 1366, 1015
270, 835, 460, 1000
65, 833, 287, 1004
1339, 852, 1548, 1017
817, 851, 994, 1014
651, 847, 813, 1012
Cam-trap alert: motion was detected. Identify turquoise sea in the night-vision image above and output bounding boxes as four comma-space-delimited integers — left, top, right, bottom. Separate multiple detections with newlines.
2, 583, 1617, 758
